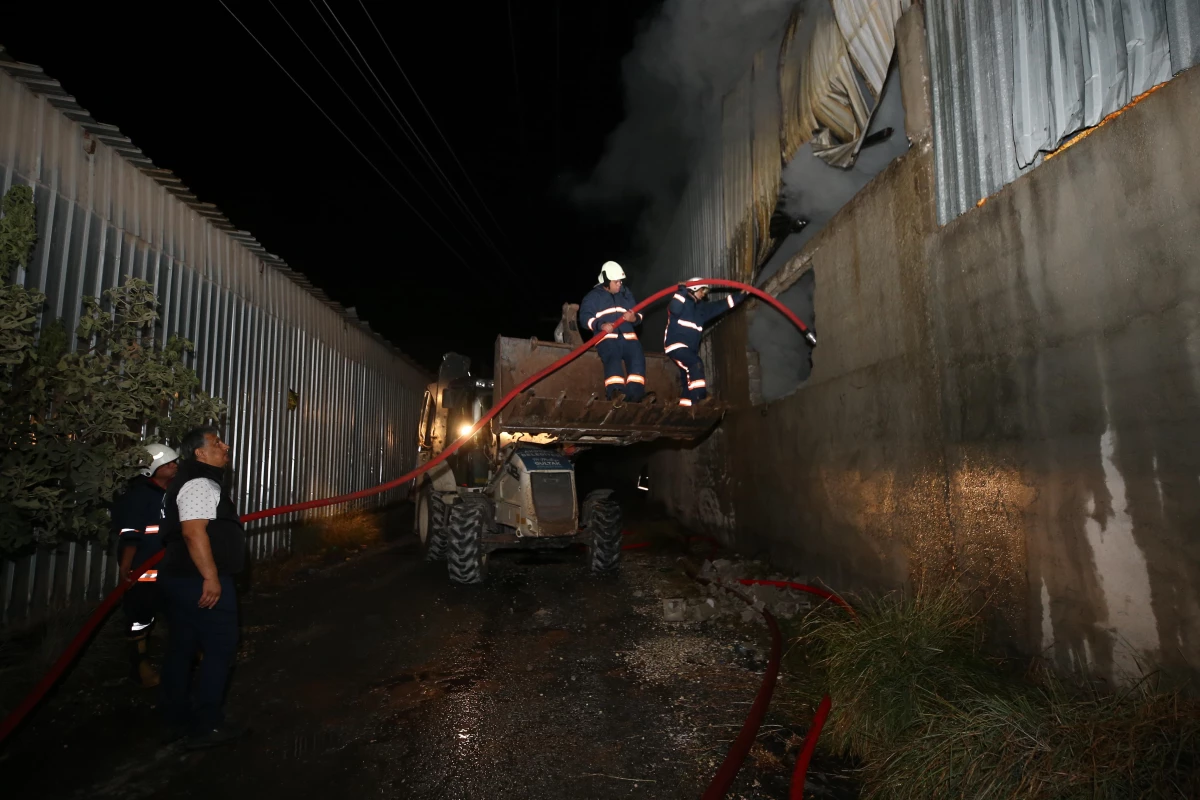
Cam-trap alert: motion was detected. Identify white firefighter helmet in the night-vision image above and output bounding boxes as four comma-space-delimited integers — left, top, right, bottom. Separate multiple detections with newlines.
686, 276, 710, 291
140, 443, 179, 477
598, 261, 626, 284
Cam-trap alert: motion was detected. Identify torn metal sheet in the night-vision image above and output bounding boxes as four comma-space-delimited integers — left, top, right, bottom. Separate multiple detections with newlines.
832, 0, 914, 97
930, 0, 1195, 223
1013, 0, 1173, 167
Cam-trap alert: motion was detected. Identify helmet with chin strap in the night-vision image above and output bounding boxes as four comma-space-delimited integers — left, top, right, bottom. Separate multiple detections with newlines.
140, 443, 179, 477
598, 261, 626, 284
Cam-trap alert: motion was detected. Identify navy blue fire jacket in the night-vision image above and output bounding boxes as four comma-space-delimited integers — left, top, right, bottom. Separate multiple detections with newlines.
579, 283, 643, 339
111, 476, 167, 577
663, 286, 746, 352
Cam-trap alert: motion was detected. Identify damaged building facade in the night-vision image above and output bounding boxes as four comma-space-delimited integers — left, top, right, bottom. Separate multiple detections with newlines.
638, 0, 1200, 685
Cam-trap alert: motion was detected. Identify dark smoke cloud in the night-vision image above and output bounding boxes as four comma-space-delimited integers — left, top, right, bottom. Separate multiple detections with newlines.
575, 0, 801, 256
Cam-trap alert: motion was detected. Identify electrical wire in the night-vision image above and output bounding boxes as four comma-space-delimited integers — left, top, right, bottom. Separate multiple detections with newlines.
215, 0, 477, 274
506, 0, 528, 178
266, 0, 457, 227
313, 0, 520, 278
355, 0, 511, 244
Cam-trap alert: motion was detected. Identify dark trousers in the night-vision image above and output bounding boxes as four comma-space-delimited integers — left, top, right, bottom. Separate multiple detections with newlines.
670, 347, 708, 402
160, 574, 238, 731
597, 336, 646, 400
123, 581, 159, 634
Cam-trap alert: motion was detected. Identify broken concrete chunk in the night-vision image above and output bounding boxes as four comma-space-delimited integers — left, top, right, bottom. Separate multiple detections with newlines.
663, 598, 686, 622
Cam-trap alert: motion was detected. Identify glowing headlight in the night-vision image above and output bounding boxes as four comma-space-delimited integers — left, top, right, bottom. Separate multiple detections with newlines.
458, 423, 474, 438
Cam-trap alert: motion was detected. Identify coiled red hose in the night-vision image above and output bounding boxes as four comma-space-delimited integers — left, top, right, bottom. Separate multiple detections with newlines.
0, 278, 815, 752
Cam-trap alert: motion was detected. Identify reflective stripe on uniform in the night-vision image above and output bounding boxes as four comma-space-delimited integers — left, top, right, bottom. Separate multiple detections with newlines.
119, 528, 138, 534
144, 525, 160, 534
673, 293, 687, 303
688, 379, 707, 390
603, 333, 619, 340
727, 295, 735, 308
626, 374, 645, 385
664, 342, 687, 353
678, 320, 703, 332
622, 332, 638, 340
137, 570, 158, 582
673, 359, 691, 380
130, 618, 155, 631
679, 398, 693, 407
605, 375, 626, 386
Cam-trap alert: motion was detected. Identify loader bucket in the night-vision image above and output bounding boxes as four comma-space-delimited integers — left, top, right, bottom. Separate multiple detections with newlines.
493, 336, 725, 445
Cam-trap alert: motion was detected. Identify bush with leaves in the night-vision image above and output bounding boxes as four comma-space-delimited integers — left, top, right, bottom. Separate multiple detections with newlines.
1, 185, 225, 555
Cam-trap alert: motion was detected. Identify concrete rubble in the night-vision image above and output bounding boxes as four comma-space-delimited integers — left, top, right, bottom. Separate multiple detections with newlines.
687, 558, 817, 624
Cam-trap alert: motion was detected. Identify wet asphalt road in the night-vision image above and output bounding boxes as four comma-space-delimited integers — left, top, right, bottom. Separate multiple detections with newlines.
1, 531, 819, 800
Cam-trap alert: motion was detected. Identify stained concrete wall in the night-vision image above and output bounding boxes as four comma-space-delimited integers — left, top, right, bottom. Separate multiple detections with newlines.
651, 60, 1200, 684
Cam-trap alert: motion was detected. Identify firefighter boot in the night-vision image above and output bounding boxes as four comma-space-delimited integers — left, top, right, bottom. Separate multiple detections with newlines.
128, 635, 160, 688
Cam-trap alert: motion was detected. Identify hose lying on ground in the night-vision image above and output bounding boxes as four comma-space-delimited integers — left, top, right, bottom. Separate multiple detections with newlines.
689, 570, 784, 800
0, 278, 823, 793
735, 579, 854, 797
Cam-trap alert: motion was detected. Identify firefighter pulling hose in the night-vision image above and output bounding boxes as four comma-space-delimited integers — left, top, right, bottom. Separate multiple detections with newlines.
0, 277, 816, 763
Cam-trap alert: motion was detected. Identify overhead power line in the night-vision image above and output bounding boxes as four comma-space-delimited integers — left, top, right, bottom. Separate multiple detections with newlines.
265, 0, 456, 226
355, 0, 511, 243
215, 0, 478, 274
313, 0, 519, 278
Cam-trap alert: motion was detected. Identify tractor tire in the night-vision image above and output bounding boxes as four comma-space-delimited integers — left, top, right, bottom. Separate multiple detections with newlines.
447, 496, 490, 585
417, 486, 449, 562
583, 490, 622, 574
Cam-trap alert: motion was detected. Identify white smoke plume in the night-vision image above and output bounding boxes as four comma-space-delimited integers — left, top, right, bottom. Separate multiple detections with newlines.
575, 0, 801, 252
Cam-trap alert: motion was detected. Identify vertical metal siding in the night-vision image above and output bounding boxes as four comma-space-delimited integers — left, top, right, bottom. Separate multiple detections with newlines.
928, 0, 1196, 224
0, 60, 428, 626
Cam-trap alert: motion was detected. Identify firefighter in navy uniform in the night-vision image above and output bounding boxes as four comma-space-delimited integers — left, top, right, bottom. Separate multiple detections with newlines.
112, 443, 179, 687
664, 279, 747, 406
580, 261, 647, 401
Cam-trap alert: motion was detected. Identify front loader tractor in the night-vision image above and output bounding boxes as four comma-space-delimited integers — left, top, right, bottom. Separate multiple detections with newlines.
413, 332, 725, 585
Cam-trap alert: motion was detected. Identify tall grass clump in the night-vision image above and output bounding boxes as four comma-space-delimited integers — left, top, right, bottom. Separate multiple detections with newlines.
788, 581, 1200, 799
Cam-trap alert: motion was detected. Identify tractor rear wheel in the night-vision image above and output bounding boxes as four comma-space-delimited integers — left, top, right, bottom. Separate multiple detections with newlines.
447, 495, 490, 585
416, 486, 448, 562
583, 490, 622, 574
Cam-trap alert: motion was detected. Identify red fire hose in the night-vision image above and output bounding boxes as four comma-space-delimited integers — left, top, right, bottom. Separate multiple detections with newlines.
0, 279, 820, 779
735, 579, 854, 797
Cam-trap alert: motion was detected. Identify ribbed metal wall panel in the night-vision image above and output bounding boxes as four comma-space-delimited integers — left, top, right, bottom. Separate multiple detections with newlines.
0, 57, 426, 626
751, 50, 782, 259
928, 0, 1197, 225
722, 73, 756, 281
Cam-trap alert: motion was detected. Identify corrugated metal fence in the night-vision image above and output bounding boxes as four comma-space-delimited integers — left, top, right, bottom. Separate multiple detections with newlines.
0, 51, 428, 627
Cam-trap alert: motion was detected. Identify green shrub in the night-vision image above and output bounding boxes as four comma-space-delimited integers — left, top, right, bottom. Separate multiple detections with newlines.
0, 184, 225, 555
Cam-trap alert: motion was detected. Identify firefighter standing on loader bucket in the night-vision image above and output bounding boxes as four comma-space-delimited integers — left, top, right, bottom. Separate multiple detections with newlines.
665, 279, 747, 407
112, 443, 179, 687
580, 261, 647, 401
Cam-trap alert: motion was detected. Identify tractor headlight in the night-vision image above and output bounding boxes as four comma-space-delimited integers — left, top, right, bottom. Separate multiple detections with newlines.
458, 423, 474, 439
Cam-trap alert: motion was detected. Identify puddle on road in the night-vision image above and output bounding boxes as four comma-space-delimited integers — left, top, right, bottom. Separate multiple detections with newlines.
372, 665, 496, 716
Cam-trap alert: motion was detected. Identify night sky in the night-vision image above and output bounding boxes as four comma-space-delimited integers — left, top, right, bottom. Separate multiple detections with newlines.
1, 1, 660, 372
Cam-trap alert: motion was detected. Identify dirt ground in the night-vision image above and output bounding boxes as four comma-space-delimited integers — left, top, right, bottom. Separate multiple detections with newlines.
0, 514, 857, 799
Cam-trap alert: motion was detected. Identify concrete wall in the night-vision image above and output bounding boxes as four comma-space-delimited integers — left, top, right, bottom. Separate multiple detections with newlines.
652, 52, 1200, 684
